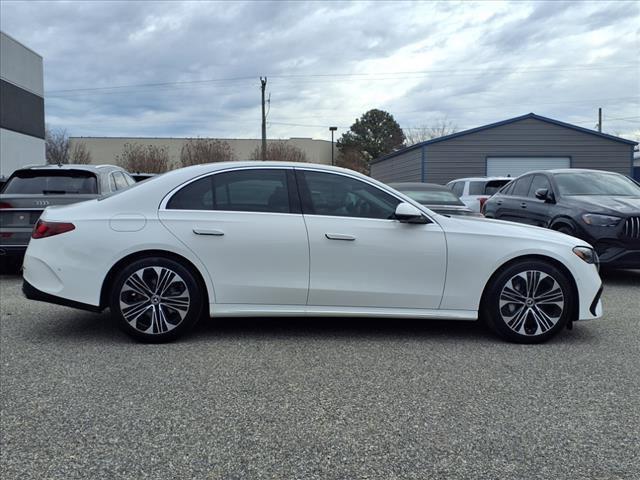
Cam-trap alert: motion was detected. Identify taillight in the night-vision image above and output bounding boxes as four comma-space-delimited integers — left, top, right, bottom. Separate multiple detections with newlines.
478, 196, 489, 209
32, 220, 75, 239
0, 202, 13, 209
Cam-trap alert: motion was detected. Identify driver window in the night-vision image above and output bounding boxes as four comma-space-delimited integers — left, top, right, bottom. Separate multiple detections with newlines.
298, 170, 401, 219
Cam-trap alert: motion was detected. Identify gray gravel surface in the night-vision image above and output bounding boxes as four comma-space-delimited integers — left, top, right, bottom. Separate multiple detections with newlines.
1, 270, 639, 479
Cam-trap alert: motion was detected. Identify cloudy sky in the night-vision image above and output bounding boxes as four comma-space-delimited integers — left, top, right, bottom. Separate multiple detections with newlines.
1, 0, 638, 142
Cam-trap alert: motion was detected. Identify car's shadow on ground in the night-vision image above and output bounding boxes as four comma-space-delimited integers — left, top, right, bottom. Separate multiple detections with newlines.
32, 309, 601, 346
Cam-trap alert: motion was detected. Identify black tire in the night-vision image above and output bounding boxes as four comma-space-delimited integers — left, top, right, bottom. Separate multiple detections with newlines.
556, 225, 575, 236
482, 260, 573, 344
109, 257, 203, 343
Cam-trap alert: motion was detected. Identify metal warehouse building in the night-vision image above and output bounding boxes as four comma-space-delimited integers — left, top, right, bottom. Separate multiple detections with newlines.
0, 31, 45, 178
371, 113, 637, 185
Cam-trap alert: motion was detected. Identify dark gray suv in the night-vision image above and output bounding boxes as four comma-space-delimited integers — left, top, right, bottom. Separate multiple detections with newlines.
483, 169, 640, 269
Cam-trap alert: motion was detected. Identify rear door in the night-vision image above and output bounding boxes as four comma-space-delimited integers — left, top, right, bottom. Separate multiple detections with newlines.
159, 167, 309, 305
499, 175, 534, 223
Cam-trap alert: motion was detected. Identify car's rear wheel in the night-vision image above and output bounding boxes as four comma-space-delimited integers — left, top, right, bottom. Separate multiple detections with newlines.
482, 260, 572, 343
109, 257, 203, 343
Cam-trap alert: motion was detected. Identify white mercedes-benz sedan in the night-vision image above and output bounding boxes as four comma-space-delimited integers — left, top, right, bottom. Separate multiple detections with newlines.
22, 162, 603, 343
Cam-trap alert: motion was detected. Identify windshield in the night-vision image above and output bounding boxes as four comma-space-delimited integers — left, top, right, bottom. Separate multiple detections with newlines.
399, 189, 465, 206
3, 171, 98, 194
555, 172, 640, 196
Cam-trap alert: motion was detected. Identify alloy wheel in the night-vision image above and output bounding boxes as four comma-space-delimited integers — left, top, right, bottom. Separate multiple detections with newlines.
499, 270, 565, 336
119, 266, 191, 334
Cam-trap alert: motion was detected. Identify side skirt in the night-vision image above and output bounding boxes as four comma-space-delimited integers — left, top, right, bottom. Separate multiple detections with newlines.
210, 304, 478, 320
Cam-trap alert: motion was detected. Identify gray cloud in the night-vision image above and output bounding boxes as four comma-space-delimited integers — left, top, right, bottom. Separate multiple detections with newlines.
1, 0, 638, 140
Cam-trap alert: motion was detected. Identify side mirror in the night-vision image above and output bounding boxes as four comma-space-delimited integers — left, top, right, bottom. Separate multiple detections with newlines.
534, 188, 554, 202
394, 202, 429, 224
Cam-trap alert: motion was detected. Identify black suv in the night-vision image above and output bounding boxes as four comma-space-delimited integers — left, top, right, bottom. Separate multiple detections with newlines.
483, 169, 640, 269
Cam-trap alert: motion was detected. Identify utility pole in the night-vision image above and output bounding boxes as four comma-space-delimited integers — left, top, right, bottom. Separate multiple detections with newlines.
260, 77, 267, 161
329, 126, 337, 165
598, 107, 602, 133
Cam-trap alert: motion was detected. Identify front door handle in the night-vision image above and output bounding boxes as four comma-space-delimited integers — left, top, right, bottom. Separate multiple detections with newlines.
193, 228, 225, 236
325, 233, 356, 241
520, 202, 527, 209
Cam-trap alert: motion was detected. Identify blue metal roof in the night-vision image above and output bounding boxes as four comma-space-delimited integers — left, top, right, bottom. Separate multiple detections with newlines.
372, 112, 638, 164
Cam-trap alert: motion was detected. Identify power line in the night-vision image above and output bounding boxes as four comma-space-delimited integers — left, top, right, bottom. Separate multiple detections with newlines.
46, 63, 638, 95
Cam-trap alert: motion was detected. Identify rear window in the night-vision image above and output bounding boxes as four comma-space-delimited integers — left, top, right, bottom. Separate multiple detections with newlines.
3, 170, 98, 194
469, 180, 511, 196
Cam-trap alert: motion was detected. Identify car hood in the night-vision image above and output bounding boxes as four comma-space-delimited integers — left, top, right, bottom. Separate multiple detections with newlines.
563, 195, 640, 214
436, 214, 591, 248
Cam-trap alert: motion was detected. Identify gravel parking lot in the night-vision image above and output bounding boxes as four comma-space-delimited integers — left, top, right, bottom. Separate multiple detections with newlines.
1, 270, 639, 479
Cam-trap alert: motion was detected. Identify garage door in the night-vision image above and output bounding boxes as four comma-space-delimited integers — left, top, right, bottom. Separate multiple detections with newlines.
486, 157, 570, 177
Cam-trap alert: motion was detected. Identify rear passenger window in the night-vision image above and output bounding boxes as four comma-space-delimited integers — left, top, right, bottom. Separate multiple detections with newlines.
512, 176, 533, 197
167, 169, 291, 213
500, 181, 515, 195
113, 172, 129, 190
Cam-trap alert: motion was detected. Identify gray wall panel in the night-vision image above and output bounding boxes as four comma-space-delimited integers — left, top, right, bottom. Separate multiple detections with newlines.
370, 147, 422, 183
373, 118, 634, 185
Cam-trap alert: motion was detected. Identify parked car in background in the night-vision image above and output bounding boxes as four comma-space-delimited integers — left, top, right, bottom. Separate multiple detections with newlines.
0, 164, 135, 267
483, 169, 640, 269
389, 182, 481, 217
447, 177, 512, 212
23, 161, 602, 344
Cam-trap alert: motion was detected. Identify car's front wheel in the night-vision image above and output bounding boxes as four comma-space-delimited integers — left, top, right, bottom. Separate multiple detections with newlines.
109, 257, 203, 343
482, 260, 573, 343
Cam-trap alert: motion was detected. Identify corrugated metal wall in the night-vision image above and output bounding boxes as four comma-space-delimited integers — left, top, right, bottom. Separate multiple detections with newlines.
371, 117, 634, 185
370, 147, 422, 183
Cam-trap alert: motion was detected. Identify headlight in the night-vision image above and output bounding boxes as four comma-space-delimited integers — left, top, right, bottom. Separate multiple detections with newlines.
573, 246, 597, 264
581, 213, 622, 227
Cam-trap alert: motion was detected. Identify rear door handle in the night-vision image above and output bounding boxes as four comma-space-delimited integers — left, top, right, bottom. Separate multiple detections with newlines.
496, 201, 503, 206
520, 202, 527, 209
193, 228, 225, 236
325, 233, 356, 241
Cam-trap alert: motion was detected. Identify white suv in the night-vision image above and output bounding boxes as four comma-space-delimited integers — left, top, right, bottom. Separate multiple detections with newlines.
447, 177, 512, 212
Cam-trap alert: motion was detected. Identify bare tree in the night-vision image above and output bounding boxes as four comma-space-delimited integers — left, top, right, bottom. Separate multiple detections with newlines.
335, 148, 369, 175
179, 138, 236, 166
45, 127, 70, 165
115, 143, 171, 173
68, 141, 92, 164
404, 119, 458, 146
249, 141, 308, 163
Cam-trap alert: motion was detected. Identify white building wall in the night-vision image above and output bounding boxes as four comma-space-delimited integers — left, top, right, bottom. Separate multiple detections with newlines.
0, 128, 45, 177
0, 31, 45, 177
0, 31, 44, 96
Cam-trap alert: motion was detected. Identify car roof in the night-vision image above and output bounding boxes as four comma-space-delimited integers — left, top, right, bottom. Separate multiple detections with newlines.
389, 182, 451, 191
16, 164, 124, 173
517, 169, 624, 176
448, 176, 513, 182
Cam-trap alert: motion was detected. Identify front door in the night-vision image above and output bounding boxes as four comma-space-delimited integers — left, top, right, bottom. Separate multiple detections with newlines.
296, 169, 447, 309
159, 168, 309, 305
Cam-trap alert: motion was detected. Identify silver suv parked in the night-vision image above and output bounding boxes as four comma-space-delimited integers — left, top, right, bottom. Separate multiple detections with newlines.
447, 177, 512, 212
0, 164, 135, 268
